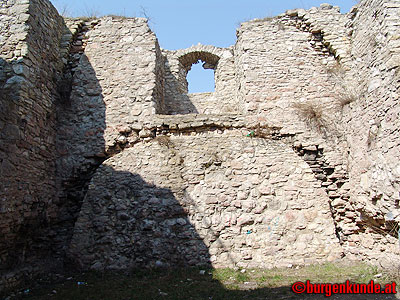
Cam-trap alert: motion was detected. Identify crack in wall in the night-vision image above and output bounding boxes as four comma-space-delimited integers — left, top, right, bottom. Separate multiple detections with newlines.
293, 143, 400, 247
293, 143, 375, 245
57, 20, 93, 104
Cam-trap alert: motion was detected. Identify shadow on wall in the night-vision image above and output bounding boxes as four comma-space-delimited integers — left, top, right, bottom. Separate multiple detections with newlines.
0, 32, 107, 281
163, 61, 198, 115
55, 47, 211, 270
68, 167, 211, 269
0, 57, 27, 271
0, 52, 66, 278
54, 52, 106, 263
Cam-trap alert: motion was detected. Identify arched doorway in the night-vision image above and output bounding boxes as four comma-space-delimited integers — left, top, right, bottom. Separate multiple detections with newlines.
162, 45, 237, 115
178, 51, 220, 94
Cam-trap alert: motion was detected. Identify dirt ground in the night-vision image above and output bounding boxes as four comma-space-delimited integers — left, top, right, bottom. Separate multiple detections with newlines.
1, 261, 399, 300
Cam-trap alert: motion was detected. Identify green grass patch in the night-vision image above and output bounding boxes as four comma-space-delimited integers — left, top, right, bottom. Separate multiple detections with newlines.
212, 268, 250, 283
3, 261, 397, 300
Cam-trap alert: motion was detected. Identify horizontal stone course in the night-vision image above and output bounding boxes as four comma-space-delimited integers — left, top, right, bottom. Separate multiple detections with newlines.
69, 136, 342, 270
1, 0, 400, 291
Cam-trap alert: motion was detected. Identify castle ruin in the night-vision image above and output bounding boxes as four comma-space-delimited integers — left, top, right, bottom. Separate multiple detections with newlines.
1, 0, 400, 290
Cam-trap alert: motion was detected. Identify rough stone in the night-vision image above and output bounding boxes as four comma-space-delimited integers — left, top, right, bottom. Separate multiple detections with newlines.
1, 0, 400, 291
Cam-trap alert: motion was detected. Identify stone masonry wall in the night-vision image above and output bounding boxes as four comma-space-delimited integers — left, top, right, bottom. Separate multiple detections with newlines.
0, 0, 29, 61
69, 125, 342, 270
2, 0, 400, 292
0, 0, 65, 289
339, 0, 400, 266
186, 92, 218, 114
50, 0, 400, 276
56, 16, 162, 260
235, 6, 347, 132
162, 45, 238, 115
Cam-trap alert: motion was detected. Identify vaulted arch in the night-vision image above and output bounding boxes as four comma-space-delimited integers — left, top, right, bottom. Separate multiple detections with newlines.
162, 44, 236, 115
178, 51, 220, 72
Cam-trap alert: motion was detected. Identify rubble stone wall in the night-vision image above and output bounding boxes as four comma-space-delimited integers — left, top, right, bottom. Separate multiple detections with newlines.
162, 45, 238, 114
235, 6, 347, 131
339, 0, 400, 264
69, 129, 342, 270
55, 17, 163, 269
56, 16, 160, 181
0, 0, 65, 289
2, 0, 400, 292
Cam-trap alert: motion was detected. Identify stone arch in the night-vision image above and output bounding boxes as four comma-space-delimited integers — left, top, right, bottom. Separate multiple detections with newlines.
175, 45, 225, 71
162, 44, 237, 115
175, 45, 225, 93
178, 51, 220, 72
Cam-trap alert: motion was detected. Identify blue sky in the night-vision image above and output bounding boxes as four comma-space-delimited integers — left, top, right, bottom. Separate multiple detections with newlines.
51, 0, 356, 92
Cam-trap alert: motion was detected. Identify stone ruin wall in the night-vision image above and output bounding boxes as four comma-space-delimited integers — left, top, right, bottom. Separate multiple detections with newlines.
0, 0, 66, 288
1, 0, 400, 291
56, 16, 162, 237
341, 0, 400, 262
162, 45, 237, 114
68, 116, 342, 270
235, 1, 400, 266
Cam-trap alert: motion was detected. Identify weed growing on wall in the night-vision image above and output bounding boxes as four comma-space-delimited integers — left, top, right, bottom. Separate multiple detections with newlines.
155, 135, 174, 149
292, 102, 329, 136
326, 64, 359, 107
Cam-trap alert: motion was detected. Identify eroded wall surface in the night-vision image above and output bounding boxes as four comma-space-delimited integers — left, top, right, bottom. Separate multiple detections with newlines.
1, 0, 400, 291
163, 45, 237, 114
340, 0, 400, 265
69, 129, 342, 270
0, 0, 65, 289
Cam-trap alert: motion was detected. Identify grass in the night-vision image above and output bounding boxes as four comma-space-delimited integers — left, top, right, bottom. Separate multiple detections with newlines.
292, 102, 329, 136
2, 261, 397, 300
213, 269, 250, 284
326, 64, 359, 107
154, 135, 174, 149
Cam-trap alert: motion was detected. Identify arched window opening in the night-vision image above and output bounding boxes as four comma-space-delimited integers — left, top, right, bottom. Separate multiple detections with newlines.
187, 60, 215, 93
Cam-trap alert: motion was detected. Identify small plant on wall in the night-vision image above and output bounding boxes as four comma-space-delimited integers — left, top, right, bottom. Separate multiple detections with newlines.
326, 63, 359, 108
155, 135, 173, 149
292, 102, 329, 136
